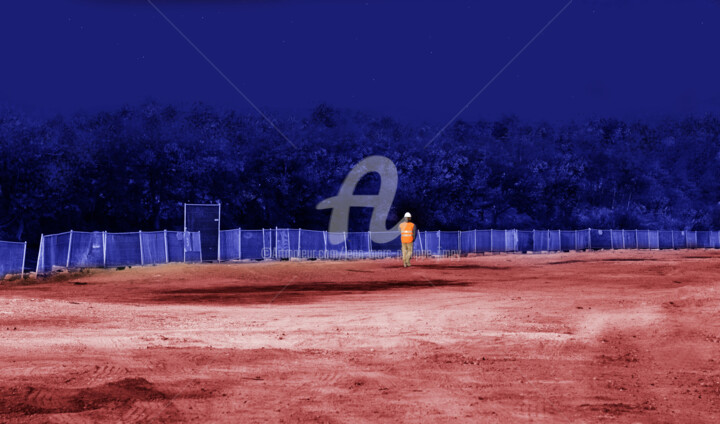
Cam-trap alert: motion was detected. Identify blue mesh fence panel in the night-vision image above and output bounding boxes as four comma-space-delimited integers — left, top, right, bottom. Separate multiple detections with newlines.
262, 229, 273, 259
714, 231, 720, 249
491, 229, 506, 252
68, 232, 104, 268
505, 230, 516, 252
105, 233, 142, 267
220, 229, 240, 261
167, 231, 193, 262
686, 231, 698, 249
636, 230, 650, 249
0, 241, 25, 277
38, 232, 70, 273
239, 230, 268, 259
370, 231, 402, 257
576, 230, 590, 250
591, 230, 612, 250
533, 230, 549, 252
289, 229, 301, 257
560, 231, 576, 251
476, 230, 491, 252
705, 231, 714, 249
658, 231, 674, 249
673, 231, 687, 249
439, 231, 460, 255
274, 229, 300, 259
648, 231, 660, 249
167, 231, 181, 262
141, 231, 167, 265
697, 231, 712, 248
517, 231, 533, 252
424, 231, 440, 255
326, 232, 348, 259
183, 231, 203, 262
412, 231, 424, 255
299, 230, 325, 258
460, 231, 475, 253
610, 230, 624, 249
166, 231, 185, 262
623, 230, 637, 249
346, 232, 370, 258
548, 230, 561, 252
414, 232, 425, 254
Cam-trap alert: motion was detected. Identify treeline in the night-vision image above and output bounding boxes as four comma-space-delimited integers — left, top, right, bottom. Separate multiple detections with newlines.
1, 102, 720, 247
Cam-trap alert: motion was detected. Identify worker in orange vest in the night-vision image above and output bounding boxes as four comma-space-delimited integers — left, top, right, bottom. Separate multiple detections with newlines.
399, 212, 416, 267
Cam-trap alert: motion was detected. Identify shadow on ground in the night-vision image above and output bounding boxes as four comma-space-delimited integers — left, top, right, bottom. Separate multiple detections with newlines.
407, 264, 511, 270
154, 279, 468, 305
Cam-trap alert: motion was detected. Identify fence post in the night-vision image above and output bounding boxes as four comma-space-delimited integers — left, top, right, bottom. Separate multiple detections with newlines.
36, 234, 44, 275
635, 230, 638, 249
298, 228, 302, 258
491, 229, 494, 253
474, 230, 477, 253
574, 230, 578, 251
588, 228, 592, 250
323, 231, 328, 259
557, 229, 560, 252
622, 229, 625, 249
343, 232, 348, 260
263, 228, 267, 259
683, 230, 687, 249
21, 242, 27, 279
437, 230, 441, 255
217, 204, 222, 262
238, 228, 242, 260
458, 231, 462, 255
103, 231, 107, 268
547, 230, 551, 252
670, 230, 674, 249
199, 236, 203, 262
275, 227, 278, 259
655, 230, 659, 250
531, 229, 535, 253
164, 230, 169, 263
139, 231, 144, 266
183, 231, 187, 263
368, 231, 372, 257
66, 230, 74, 269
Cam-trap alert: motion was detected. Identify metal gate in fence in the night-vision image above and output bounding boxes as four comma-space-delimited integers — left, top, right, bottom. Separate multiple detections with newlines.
184, 203, 221, 262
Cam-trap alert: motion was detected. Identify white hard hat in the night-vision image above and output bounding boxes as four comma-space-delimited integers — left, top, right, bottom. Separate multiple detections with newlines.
404, 212, 412, 218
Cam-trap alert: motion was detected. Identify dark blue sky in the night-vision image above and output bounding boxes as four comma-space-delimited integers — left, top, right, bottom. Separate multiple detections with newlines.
1, 0, 719, 122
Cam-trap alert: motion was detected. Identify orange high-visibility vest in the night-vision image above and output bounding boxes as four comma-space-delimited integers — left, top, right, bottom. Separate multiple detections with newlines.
400, 222, 415, 243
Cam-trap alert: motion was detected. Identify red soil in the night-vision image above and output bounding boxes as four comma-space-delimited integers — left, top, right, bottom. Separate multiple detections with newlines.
0, 250, 719, 423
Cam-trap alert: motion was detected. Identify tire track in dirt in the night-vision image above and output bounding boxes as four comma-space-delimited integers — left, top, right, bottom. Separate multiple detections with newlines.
121, 400, 181, 424
72, 364, 132, 386
47, 412, 96, 424
26, 385, 62, 411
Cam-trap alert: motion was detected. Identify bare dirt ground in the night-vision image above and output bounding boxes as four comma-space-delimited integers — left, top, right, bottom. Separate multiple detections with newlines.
1, 249, 719, 423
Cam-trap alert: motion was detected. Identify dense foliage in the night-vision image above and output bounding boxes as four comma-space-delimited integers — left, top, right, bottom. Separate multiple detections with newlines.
1, 102, 720, 246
